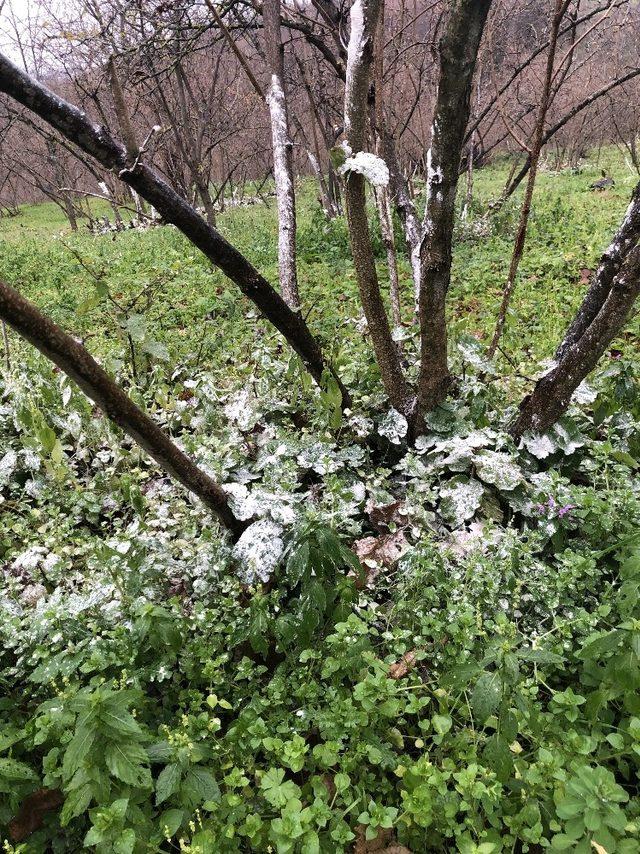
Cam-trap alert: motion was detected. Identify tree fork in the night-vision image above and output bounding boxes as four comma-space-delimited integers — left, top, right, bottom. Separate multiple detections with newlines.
0, 278, 246, 537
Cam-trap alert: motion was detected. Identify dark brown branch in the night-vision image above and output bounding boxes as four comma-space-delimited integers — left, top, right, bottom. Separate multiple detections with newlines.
0, 50, 351, 406
0, 278, 245, 536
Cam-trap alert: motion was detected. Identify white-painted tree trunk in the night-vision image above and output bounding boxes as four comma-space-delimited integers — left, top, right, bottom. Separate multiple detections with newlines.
263, 0, 300, 310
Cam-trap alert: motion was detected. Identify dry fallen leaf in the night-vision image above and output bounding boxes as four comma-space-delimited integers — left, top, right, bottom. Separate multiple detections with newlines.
366, 499, 408, 532
388, 650, 418, 680
353, 826, 412, 853
579, 268, 594, 285
352, 530, 409, 586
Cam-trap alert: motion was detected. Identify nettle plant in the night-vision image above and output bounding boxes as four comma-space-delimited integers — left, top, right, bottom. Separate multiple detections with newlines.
0, 329, 639, 850
0, 0, 639, 543
0, 1, 640, 852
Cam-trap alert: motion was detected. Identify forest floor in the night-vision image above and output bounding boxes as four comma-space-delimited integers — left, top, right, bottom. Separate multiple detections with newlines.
0, 152, 639, 853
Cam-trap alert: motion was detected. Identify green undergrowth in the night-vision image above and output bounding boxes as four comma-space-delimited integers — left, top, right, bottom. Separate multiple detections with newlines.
0, 152, 639, 852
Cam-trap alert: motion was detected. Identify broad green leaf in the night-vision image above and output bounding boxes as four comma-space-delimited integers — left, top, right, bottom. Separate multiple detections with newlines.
182, 767, 220, 806
471, 672, 502, 724
0, 757, 38, 781
62, 723, 96, 779
156, 763, 182, 805
105, 742, 151, 787
159, 808, 184, 837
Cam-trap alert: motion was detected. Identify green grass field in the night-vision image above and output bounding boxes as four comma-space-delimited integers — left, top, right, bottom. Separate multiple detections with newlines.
1, 151, 637, 386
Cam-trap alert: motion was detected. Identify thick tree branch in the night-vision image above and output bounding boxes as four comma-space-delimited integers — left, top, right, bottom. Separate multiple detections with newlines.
0, 278, 245, 536
0, 51, 351, 406
343, 0, 414, 416
417, 0, 493, 413
512, 180, 640, 436
263, 0, 301, 309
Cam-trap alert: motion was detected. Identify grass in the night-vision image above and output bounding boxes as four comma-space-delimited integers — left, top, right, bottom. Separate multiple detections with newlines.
0, 149, 638, 385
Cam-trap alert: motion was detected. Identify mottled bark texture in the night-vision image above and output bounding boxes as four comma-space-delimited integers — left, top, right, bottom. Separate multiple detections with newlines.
0, 278, 245, 536
382, 134, 422, 306
263, 0, 301, 309
343, 0, 415, 417
557, 182, 640, 360
512, 181, 640, 437
0, 52, 350, 406
417, 0, 493, 413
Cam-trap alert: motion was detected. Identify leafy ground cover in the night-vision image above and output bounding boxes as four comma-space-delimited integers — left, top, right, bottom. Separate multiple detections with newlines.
0, 154, 639, 852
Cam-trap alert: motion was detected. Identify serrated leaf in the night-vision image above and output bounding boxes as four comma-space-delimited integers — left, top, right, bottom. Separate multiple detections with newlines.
60, 783, 92, 825
471, 672, 502, 723
156, 763, 182, 805
105, 742, 151, 787
482, 734, 513, 782
62, 724, 95, 779
182, 767, 220, 807
147, 741, 173, 763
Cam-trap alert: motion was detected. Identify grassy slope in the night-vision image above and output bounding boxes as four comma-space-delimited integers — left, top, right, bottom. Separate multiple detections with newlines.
0, 151, 638, 386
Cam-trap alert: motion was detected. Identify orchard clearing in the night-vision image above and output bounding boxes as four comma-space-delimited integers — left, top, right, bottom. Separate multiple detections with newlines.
0, 154, 639, 853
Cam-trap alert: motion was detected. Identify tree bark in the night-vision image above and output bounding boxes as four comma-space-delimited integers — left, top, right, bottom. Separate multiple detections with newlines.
513, 180, 640, 436
343, 0, 414, 416
0, 51, 350, 406
557, 182, 640, 360
0, 278, 245, 536
263, 0, 301, 309
417, 0, 493, 413
511, 247, 640, 437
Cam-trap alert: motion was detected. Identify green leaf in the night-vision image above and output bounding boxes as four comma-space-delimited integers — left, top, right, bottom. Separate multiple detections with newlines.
260, 767, 300, 809
182, 767, 220, 807
62, 722, 96, 779
156, 763, 182, 805
105, 742, 151, 787
60, 783, 93, 825
147, 742, 173, 763
114, 829, 136, 854
0, 757, 38, 781
100, 703, 144, 738
159, 808, 184, 837
125, 313, 147, 342
482, 734, 513, 782
142, 339, 169, 361
432, 714, 452, 736
471, 672, 502, 723
84, 826, 104, 846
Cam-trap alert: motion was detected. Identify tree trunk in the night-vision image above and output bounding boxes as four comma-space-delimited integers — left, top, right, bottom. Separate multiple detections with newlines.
343, 0, 414, 416
512, 248, 640, 437
0, 278, 245, 536
263, 0, 301, 309
556, 182, 640, 360
417, 0, 493, 413
512, 180, 640, 436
